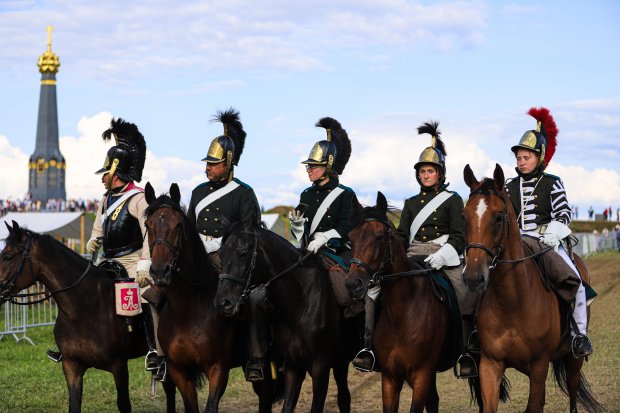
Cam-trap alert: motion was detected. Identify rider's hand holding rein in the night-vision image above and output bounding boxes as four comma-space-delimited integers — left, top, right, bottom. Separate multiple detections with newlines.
136, 259, 152, 288
540, 220, 571, 252
424, 243, 459, 270
307, 230, 340, 254
87, 237, 102, 254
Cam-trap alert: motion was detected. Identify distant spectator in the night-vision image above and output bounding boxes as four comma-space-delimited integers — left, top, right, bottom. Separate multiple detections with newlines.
588, 206, 594, 220
574, 205, 579, 219
615, 225, 620, 251
617, 208, 620, 222
603, 208, 608, 221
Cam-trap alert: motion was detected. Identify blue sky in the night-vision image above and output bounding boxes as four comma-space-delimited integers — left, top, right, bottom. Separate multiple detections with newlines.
1, 0, 619, 216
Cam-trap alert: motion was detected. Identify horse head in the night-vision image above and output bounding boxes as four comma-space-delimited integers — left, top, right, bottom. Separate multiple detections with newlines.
462, 163, 512, 291
346, 191, 394, 300
0, 220, 38, 303
144, 182, 185, 287
215, 217, 262, 318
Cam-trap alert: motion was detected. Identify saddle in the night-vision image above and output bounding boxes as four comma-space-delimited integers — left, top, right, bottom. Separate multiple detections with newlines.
97, 259, 130, 280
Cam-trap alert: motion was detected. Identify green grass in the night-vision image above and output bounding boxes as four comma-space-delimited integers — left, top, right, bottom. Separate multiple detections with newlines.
1, 252, 619, 412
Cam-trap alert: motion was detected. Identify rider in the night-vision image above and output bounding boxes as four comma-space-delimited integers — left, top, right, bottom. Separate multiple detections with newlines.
352, 121, 479, 378
506, 107, 593, 358
186, 109, 262, 379
46, 118, 164, 378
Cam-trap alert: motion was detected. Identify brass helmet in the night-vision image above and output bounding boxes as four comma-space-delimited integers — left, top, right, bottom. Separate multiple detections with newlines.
511, 107, 558, 170
201, 108, 246, 171
414, 121, 447, 187
95, 118, 146, 187
302, 117, 351, 176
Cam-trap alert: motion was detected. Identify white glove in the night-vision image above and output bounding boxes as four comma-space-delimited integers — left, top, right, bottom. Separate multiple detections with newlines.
202, 236, 222, 254
136, 259, 152, 288
540, 220, 571, 251
424, 243, 459, 270
87, 237, 102, 253
288, 210, 307, 241
307, 229, 340, 254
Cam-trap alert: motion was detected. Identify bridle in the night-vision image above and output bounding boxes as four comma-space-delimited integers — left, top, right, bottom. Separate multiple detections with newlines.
0, 231, 92, 304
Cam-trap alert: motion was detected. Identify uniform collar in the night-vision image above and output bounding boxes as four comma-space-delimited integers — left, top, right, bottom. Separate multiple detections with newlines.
313, 177, 339, 191
515, 167, 543, 181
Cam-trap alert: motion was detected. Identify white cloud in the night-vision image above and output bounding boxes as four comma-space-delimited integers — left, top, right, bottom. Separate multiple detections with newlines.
0, 135, 29, 199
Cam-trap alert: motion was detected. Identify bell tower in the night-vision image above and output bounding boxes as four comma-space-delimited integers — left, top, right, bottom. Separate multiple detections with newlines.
28, 25, 66, 203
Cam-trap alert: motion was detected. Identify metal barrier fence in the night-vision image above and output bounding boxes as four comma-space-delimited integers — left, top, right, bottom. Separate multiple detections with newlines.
573, 231, 620, 257
0, 282, 58, 345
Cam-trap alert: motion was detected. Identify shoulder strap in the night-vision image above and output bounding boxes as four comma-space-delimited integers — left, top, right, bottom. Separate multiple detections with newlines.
194, 181, 240, 223
408, 191, 453, 244
101, 189, 141, 224
309, 187, 345, 236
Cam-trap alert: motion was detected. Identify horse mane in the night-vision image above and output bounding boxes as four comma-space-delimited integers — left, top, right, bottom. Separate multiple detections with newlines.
6, 226, 86, 263
351, 203, 398, 229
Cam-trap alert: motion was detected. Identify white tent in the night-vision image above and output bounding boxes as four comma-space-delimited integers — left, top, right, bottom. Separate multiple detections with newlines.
0, 212, 92, 249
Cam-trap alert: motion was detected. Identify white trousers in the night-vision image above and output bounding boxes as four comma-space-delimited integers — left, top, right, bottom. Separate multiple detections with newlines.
556, 245, 588, 336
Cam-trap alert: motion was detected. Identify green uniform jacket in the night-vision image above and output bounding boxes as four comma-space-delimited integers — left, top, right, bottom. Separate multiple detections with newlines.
187, 177, 260, 238
298, 178, 357, 252
396, 187, 465, 254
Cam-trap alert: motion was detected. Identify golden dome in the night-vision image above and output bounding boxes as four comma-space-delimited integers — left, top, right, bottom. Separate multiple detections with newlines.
37, 25, 60, 74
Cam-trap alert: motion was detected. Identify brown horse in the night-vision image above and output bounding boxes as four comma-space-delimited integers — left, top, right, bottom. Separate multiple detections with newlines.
462, 164, 603, 413
345, 192, 481, 413
0, 220, 176, 413
144, 183, 281, 413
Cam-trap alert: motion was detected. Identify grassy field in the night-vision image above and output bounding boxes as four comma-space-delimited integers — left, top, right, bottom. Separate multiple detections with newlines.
1, 252, 619, 412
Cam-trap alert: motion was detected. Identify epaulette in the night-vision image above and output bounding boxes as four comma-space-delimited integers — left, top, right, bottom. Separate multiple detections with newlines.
193, 181, 210, 191
233, 177, 252, 189
337, 183, 354, 193
543, 172, 561, 181
505, 177, 516, 185
407, 194, 420, 202
301, 186, 313, 194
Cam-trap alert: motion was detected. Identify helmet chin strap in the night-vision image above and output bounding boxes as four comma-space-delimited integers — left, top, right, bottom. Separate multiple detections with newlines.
106, 159, 120, 191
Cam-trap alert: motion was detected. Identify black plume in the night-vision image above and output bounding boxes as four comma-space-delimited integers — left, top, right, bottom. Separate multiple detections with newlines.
316, 117, 351, 175
212, 108, 246, 165
417, 121, 446, 157
102, 118, 147, 182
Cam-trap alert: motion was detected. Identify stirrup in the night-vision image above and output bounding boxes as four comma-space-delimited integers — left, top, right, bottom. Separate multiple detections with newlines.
153, 358, 167, 382
571, 334, 593, 359
46, 349, 63, 363
245, 359, 265, 382
454, 353, 478, 379
352, 348, 375, 372
145, 350, 158, 371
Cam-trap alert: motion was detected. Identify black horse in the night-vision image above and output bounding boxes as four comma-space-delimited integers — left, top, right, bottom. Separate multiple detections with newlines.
215, 220, 358, 413
144, 183, 282, 413
0, 220, 175, 413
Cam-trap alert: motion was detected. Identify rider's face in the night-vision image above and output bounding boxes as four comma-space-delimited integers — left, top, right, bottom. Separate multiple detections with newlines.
418, 164, 439, 188
205, 162, 228, 182
306, 165, 327, 184
515, 149, 539, 175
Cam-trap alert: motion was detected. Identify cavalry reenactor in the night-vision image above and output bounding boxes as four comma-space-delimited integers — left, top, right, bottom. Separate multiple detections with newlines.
506, 107, 593, 358
352, 121, 480, 378
186, 109, 262, 380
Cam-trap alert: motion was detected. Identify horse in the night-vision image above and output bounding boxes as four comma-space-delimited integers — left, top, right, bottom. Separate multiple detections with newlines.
143, 182, 281, 413
0, 220, 176, 413
344, 191, 483, 413
462, 163, 603, 413
214, 218, 358, 413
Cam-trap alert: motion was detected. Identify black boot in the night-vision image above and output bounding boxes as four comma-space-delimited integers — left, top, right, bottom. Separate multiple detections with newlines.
352, 296, 376, 372
142, 305, 159, 371
245, 286, 271, 382
456, 316, 479, 379
572, 334, 593, 358
46, 348, 62, 363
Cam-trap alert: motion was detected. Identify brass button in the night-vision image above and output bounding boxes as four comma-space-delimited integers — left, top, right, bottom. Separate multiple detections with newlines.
422, 236, 427, 240
204, 218, 208, 221
421, 228, 426, 232
327, 215, 331, 218
434, 226, 438, 229
206, 208, 210, 212
214, 218, 219, 222
209, 186, 213, 190
433, 217, 437, 221
421, 200, 425, 204
215, 229, 219, 233
216, 207, 220, 211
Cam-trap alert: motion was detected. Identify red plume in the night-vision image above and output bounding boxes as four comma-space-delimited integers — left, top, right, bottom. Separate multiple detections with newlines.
527, 107, 558, 166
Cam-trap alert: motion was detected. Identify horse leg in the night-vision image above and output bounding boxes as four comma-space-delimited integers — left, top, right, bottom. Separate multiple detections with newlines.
524, 360, 549, 413
162, 377, 177, 413
424, 372, 439, 413
204, 364, 230, 413
168, 366, 199, 413
309, 362, 330, 413
408, 369, 433, 413
478, 356, 505, 413
281, 367, 305, 413
332, 362, 351, 413
563, 355, 584, 413
381, 374, 404, 413
110, 361, 131, 413
252, 379, 274, 413
61, 360, 86, 413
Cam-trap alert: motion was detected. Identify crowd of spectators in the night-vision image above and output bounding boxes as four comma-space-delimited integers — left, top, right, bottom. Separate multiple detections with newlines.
0, 195, 99, 217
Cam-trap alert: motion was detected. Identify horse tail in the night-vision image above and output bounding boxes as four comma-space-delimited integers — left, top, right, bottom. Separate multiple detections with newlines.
271, 370, 285, 405
552, 358, 605, 413
467, 375, 511, 408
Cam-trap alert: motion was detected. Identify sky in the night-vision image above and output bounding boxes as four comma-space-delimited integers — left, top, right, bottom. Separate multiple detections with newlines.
1, 0, 619, 216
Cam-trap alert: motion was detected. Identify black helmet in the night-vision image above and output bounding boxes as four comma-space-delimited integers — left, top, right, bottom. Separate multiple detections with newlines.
302, 117, 351, 176
202, 108, 246, 171
414, 121, 447, 187
95, 118, 146, 185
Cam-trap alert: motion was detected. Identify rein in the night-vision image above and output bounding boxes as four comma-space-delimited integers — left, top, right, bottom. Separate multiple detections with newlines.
465, 187, 554, 269
0, 232, 93, 305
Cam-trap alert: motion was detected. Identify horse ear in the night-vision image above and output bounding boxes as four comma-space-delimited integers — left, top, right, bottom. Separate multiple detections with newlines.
144, 182, 156, 205
376, 192, 388, 213
463, 164, 479, 189
5, 221, 13, 234
12, 220, 20, 232
493, 163, 505, 191
169, 183, 181, 204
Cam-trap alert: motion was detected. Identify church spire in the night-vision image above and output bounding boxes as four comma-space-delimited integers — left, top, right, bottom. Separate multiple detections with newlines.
37, 25, 61, 75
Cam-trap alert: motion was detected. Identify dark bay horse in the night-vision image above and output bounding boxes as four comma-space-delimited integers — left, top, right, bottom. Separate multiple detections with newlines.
462, 164, 603, 413
0, 220, 175, 413
345, 192, 482, 413
214, 219, 358, 413
144, 183, 280, 413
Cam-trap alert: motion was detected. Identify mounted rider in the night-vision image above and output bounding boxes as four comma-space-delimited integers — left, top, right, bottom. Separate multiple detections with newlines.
352, 121, 480, 378
506, 107, 593, 358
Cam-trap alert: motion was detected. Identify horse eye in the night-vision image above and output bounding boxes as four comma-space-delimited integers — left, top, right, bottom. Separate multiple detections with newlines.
493, 214, 503, 223
375, 234, 385, 241
2, 253, 14, 261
